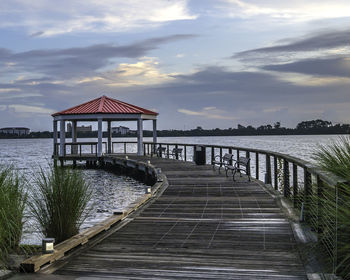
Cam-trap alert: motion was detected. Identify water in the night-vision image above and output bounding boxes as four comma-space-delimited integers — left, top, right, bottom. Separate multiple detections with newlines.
0, 135, 345, 244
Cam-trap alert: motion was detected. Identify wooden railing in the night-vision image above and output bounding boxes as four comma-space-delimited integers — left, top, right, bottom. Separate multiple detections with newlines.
54, 142, 107, 156
112, 140, 346, 273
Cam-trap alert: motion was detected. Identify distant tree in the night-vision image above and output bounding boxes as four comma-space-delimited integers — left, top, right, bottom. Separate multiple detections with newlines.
296, 119, 332, 130
274, 122, 281, 129
196, 126, 203, 130
237, 124, 245, 130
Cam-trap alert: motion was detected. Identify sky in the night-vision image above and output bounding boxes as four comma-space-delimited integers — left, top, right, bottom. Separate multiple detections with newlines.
1, 0, 350, 131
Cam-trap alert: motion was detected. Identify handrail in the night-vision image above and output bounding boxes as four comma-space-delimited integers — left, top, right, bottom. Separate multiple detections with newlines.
111, 140, 346, 273
54, 142, 107, 156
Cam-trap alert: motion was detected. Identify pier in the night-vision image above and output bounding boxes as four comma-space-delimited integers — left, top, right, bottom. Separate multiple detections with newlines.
19, 97, 343, 279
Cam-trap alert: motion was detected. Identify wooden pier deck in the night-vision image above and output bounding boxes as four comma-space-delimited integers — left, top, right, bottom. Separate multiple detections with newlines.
53, 156, 307, 279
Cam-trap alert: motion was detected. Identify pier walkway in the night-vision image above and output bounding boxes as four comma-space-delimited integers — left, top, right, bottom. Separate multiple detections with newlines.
52, 156, 307, 279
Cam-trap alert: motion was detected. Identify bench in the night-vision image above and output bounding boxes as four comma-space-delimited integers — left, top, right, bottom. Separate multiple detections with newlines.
212, 153, 234, 172
226, 157, 251, 181
155, 146, 166, 157
171, 148, 183, 160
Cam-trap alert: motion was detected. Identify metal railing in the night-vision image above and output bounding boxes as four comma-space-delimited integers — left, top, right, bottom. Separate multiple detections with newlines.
112, 140, 346, 273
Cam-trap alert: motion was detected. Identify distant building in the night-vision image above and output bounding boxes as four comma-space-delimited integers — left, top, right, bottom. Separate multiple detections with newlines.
67, 123, 92, 132
0, 127, 30, 135
112, 126, 130, 135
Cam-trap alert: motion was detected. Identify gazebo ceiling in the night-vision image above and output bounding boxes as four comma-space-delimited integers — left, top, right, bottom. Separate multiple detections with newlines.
52, 95, 158, 117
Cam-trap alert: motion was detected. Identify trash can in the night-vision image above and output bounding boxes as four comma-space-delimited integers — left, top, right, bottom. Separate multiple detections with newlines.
193, 145, 206, 165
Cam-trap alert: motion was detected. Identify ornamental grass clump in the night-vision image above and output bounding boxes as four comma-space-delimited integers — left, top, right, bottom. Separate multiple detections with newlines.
0, 167, 27, 267
313, 136, 350, 279
29, 166, 92, 244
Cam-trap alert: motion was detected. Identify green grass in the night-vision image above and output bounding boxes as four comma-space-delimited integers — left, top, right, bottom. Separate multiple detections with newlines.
29, 166, 92, 244
313, 136, 350, 279
0, 167, 27, 268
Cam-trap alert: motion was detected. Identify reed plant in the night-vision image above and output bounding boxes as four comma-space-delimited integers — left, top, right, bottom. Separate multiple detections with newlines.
313, 136, 350, 279
29, 166, 92, 244
0, 167, 27, 267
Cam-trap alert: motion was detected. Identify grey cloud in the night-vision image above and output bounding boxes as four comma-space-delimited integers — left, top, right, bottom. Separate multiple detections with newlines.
234, 29, 350, 58
263, 57, 350, 77
30, 31, 45, 37
0, 34, 197, 79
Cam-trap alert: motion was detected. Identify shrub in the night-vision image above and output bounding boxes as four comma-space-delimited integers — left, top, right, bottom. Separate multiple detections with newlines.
0, 167, 27, 267
313, 136, 350, 279
29, 166, 92, 244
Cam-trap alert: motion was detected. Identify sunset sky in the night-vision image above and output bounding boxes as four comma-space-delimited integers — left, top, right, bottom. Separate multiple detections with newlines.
1, 0, 350, 131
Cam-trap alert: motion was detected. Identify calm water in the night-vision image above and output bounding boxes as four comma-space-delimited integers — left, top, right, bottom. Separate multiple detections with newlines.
0, 135, 344, 244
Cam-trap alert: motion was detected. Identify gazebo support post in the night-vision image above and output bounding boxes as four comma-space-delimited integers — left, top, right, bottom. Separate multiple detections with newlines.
137, 118, 143, 156
97, 118, 103, 157
59, 120, 65, 157
72, 121, 77, 166
107, 121, 112, 154
53, 120, 58, 166
152, 119, 157, 154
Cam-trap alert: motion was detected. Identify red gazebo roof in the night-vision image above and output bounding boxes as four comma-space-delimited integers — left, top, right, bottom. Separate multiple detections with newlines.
52, 96, 158, 116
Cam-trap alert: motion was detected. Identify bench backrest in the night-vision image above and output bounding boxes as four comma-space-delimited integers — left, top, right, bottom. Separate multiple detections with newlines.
237, 157, 250, 166
223, 153, 233, 162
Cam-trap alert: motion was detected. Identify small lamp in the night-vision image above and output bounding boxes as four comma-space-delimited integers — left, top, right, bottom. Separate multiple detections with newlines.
145, 187, 152, 194
42, 238, 55, 254
147, 160, 151, 165
125, 156, 128, 159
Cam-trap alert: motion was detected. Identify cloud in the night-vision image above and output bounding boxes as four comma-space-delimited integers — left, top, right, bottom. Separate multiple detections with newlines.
178, 107, 236, 120
263, 57, 350, 77
0, 0, 196, 36
221, 0, 350, 22
234, 29, 350, 60
0, 34, 196, 80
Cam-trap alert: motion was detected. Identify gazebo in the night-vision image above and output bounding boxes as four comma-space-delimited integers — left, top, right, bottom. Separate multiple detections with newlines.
52, 95, 158, 157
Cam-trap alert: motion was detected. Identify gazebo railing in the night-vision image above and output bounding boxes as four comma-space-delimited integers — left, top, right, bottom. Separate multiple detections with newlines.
112, 140, 346, 274
54, 142, 107, 156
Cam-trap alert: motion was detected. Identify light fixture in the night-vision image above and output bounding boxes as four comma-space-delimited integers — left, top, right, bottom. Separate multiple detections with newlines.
42, 238, 55, 254
125, 156, 128, 159
145, 187, 152, 194
147, 160, 150, 165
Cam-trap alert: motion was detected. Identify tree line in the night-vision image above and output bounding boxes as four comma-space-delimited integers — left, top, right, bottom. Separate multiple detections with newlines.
0, 119, 349, 139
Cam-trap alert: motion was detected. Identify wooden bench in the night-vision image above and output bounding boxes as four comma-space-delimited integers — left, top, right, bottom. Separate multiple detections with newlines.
171, 148, 183, 160
226, 157, 251, 181
212, 153, 234, 172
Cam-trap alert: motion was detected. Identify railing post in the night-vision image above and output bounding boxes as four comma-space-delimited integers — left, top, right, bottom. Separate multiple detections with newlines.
124, 142, 127, 154
159, 144, 162, 158
167, 145, 170, 158
175, 144, 179, 160
184, 145, 187, 161
265, 154, 271, 185
304, 168, 312, 222
80, 144, 82, 157
211, 147, 215, 165
256, 153, 259, 180
317, 175, 323, 234
293, 164, 298, 207
219, 147, 223, 167
229, 148, 233, 165
274, 156, 278, 190
283, 159, 290, 198
246, 151, 250, 177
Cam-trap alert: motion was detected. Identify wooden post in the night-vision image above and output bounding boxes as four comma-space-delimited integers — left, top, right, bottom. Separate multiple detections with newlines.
304, 168, 312, 222
317, 175, 323, 233
246, 151, 250, 177
153, 119, 157, 154
219, 147, 223, 167
274, 156, 278, 190
283, 159, 290, 198
229, 148, 233, 165
72, 121, 77, 156
265, 154, 271, 185
107, 120, 112, 154
59, 120, 65, 157
124, 142, 126, 154
175, 144, 179, 160
137, 118, 143, 156
97, 118, 103, 157
184, 145, 187, 161
211, 147, 215, 165
293, 164, 298, 207
256, 153, 259, 180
